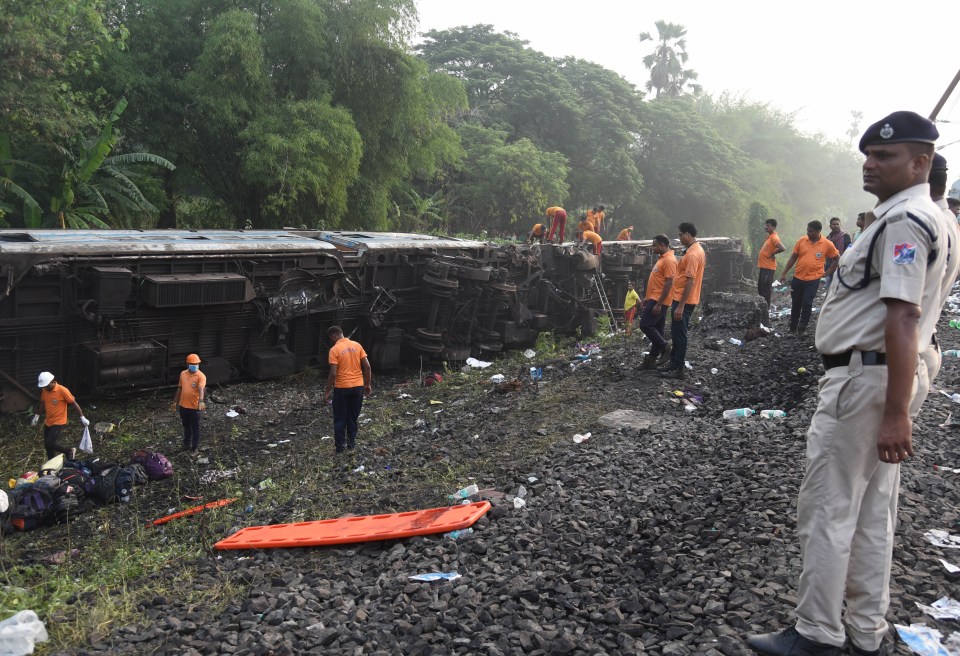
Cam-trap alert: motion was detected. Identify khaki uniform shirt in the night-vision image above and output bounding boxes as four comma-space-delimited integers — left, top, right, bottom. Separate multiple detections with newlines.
932, 198, 960, 320
816, 183, 945, 355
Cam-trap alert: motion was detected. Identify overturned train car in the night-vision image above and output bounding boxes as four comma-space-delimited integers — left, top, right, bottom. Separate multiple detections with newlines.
0, 229, 749, 410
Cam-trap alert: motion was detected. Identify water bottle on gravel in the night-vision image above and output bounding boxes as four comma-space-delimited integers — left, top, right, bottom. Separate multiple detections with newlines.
759, 410, 787, 418
722, 408, 754, 419
448, 484, 479, 501
445, 528, 474, 540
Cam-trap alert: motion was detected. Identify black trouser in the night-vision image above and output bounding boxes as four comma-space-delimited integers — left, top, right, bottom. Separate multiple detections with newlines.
332, 386, 365, 453
179, 406, 201, 451
638, 299, 668, 356
790, 277, 820, 329
669, 302, 696, 369
757, 268, 775, 314
44, 424, 71, 459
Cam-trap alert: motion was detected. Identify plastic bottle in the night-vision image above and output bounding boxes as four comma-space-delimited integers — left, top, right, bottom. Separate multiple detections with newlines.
448, 484, 479, 501
945, 350, 960, 357
722, 408, 755, 419
728, 338, 743, 347
445, 528, 474, 539
759, 409, 787, 418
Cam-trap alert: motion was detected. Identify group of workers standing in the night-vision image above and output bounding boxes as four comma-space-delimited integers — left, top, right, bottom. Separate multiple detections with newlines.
31, 327, 374, 461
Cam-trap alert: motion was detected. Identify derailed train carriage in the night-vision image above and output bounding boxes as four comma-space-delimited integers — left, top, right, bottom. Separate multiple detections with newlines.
0, 229, 749, 410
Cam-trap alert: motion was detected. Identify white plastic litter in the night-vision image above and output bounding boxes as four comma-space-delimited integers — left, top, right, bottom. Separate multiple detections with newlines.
895, 623, 960, 656
523, 349, 536, 359
225, 410, 240, 418
0, 490, 7, 514
925, 529, 960, 549
572, 432, 592, 444
465, 358, 493, 368
78, 426, 94, 454
685, 360, 692, 370
513, 485, 527, 509
916, 597, 960, 621
0, 610, 49, 656
940, 559, 960, 574
710, 368, 719, 374
409, 572, 461, 582
490, 374, 505, 384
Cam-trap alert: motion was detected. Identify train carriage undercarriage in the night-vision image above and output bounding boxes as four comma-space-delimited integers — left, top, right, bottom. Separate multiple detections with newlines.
0, 230, 750, 411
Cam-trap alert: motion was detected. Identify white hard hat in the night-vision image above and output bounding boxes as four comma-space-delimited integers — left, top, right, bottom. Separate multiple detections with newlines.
37, 371, 54, 387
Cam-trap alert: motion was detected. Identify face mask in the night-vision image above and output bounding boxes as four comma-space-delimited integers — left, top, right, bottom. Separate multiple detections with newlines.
188, 364, 199, 373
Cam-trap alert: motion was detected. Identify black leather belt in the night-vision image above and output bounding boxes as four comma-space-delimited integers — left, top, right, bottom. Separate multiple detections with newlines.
821, 350, 886, 370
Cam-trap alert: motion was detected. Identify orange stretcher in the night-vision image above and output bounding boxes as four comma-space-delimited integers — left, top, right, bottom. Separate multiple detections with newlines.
149, 498, 239, 527
214, 500, 491, 550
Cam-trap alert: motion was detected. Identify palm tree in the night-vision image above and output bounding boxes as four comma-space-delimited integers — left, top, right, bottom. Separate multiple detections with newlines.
638, 21, 702, 99
396, 187, 448, 234
0, 98, 174, 229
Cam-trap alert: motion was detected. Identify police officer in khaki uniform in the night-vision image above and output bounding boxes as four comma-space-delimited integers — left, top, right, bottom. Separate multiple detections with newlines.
748, 111, 946, 656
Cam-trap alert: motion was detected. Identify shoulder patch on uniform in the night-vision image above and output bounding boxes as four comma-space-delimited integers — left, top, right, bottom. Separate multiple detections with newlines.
886, 213, 903, 223
893, 242, 916, 265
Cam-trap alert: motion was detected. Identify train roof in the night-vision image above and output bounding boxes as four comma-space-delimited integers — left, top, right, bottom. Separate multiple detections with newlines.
0, 229, 340, 256
311, 231, 488, 251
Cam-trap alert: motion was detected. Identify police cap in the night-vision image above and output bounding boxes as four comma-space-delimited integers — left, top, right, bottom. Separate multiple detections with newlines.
858, 111, 938, 154
932, 153, 947, 172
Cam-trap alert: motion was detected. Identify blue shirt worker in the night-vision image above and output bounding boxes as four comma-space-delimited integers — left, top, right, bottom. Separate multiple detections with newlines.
748, 111, 949, 656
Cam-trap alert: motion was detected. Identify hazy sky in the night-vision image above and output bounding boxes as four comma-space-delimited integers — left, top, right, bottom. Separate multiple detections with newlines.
415, 0, 960, 191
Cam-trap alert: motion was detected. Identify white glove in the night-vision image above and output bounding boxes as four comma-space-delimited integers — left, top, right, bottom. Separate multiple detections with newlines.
31, 414, 39, 427
80, 416, 90, 427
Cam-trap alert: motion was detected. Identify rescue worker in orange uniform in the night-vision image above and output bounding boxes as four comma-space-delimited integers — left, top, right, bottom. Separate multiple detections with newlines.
545, 206, 567, 243
324, 326, 373, 453
617, 226, 634, 241
33, 371, 89, 459
527, 223, 546, 244
172, 354, 206, 452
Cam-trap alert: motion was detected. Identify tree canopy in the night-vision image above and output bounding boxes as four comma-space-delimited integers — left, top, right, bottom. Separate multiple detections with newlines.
2, 5, 871, 244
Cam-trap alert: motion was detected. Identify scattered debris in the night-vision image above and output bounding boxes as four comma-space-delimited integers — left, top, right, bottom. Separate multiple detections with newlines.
465, 358, 493, 368
916, 597, 960, 621
0, 610, 48, 654
409, 572, 462, 582
896, 623, 960, 656
925, 529, 960, 549
200, 467, 240, 485
572, 432, 591, 444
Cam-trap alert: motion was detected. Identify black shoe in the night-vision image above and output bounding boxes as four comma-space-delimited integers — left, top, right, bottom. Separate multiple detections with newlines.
797, 327, 807, 336
640, 354, 658, 370
660, 367, 684, 380
848, 643, 880, 656
656, 341, 672, 365
746, 627, 841, 656
656, 361, 676, 372
788, 327, 798, 336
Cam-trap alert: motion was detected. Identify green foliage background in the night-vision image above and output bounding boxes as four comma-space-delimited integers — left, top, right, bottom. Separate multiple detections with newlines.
0, 0, 868, 245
